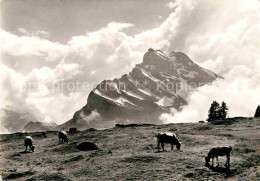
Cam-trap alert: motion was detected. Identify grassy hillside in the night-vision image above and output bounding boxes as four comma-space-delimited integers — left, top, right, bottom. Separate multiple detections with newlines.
0, 118, 259, 180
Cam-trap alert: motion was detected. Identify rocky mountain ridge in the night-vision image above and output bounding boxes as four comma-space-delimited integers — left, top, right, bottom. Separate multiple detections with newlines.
60, 48, 220, 130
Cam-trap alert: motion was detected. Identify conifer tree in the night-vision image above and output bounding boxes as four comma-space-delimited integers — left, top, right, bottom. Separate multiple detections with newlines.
208, 100, 220, 122
254, 105, 260, 118
219, 101, 228, 119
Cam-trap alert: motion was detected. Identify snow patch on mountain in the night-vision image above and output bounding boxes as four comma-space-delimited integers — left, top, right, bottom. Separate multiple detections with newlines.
156, 96, 174, 107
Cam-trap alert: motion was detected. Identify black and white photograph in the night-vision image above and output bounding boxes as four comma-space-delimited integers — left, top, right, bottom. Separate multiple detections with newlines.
0, 0, 260, 180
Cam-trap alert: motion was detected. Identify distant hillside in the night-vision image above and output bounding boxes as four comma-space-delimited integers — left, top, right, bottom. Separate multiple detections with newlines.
0, 108, 37, 133
23, 122, 57, 132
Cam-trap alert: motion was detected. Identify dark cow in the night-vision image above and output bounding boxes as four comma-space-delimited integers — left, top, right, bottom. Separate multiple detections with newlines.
24, 136, 35, 152
157, 132, 181, 152
205, 146, 232, 167
69, 127, 77, 134
58, 131, 68, 143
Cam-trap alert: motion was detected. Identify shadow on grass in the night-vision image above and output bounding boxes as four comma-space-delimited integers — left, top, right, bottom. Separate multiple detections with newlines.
5, 170, 35, 180
155, 149, 181, 153
155, 150, 165, 153
206, 164, 232, 174
19, 151, 32, 154
26, 172, 71, 181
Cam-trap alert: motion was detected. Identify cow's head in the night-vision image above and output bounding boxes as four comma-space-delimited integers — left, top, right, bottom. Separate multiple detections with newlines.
176, 142, 181, 150
30, 145, 35, 152
64, 137, 69, 143
205, 156, 210, 166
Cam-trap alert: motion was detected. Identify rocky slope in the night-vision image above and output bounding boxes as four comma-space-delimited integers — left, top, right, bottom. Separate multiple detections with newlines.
61, 49, 220, 129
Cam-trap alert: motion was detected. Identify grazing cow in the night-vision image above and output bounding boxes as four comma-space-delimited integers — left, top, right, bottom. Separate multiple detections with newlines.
157, 132, 181, 152
69, 127, 77, 134
42, 131, 47, 137
205, 146, 232, 167
58, 131, 68, 143
24, 136, 35, 152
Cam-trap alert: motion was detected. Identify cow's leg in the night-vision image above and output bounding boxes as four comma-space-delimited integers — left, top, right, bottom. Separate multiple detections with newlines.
225, 155, 230, 167
25, 145, 27, 152
211, 157, 214, 167
157, 140, 160, 152
162, 143, 165, 152
171, 144, 173, 150
216, 156, 219, 166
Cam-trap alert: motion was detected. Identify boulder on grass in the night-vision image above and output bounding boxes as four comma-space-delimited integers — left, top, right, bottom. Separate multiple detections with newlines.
75, 142, 99, 151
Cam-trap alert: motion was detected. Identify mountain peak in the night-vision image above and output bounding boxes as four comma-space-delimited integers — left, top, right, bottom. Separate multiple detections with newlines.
60, 49, 221, 130
142, 48, 173, 69
169, 51, 176, 57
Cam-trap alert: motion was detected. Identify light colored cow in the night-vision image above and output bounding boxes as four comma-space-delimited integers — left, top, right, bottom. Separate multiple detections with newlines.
58, 131, 68, 143
156, 132, 181, 152
24, 136, 35, 152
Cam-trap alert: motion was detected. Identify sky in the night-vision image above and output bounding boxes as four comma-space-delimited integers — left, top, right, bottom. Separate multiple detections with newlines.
1, 0, 260, 125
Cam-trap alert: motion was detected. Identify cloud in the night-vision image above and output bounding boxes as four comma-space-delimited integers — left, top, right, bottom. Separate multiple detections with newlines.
0, 29, 68, 61
0, 63, 27, 109
0, 125, 10, 134
160, 66, 260, 123
158, 0, 260, 123
18, 28, 50, 38
34, 30, 50, 39
0, 22, 143, 124
18, 28, 29, 35
66, 22, 143, 83
167, 2, 177, 9
0, 63, 87, 124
